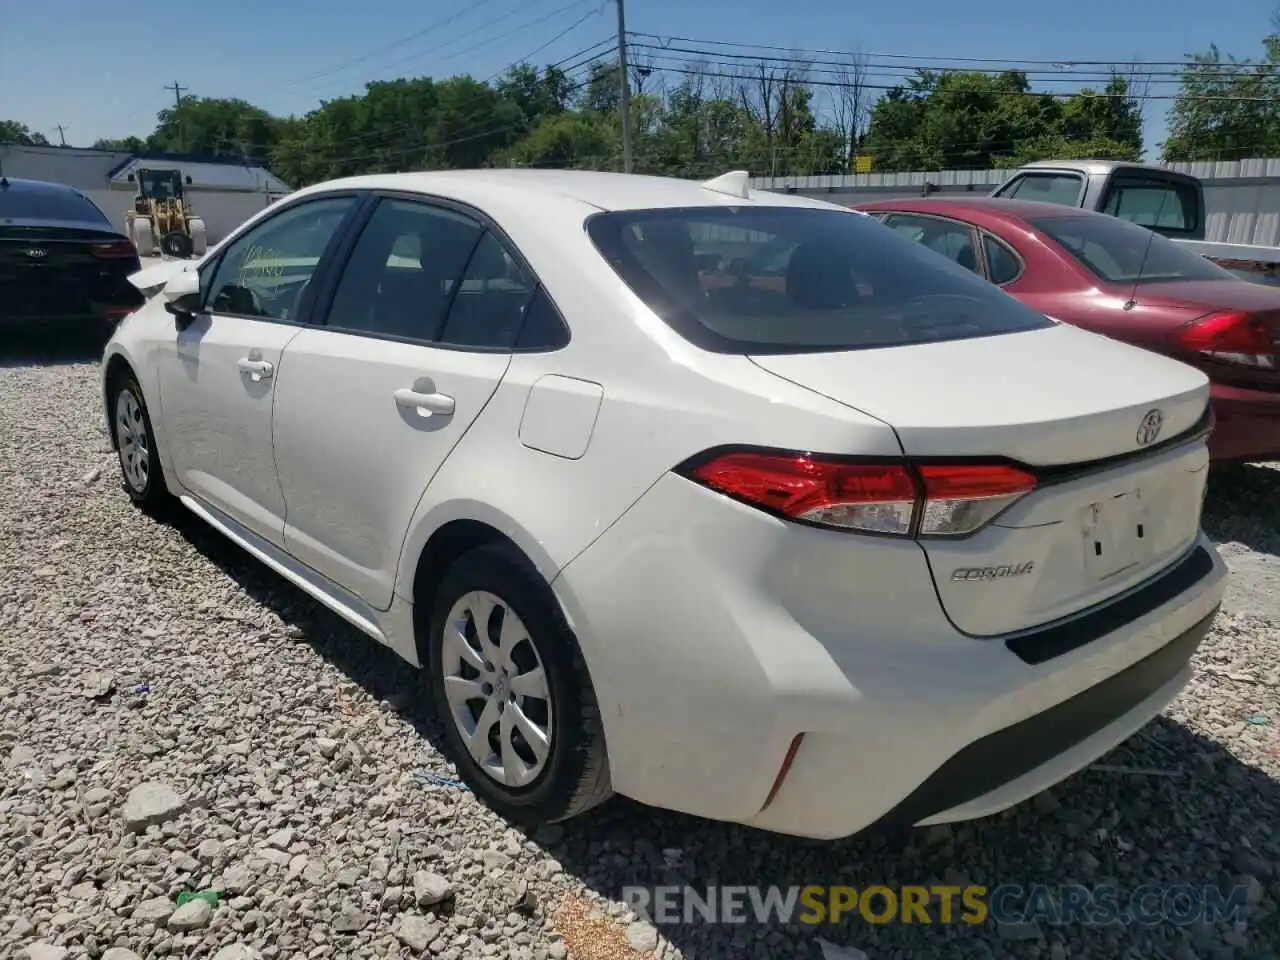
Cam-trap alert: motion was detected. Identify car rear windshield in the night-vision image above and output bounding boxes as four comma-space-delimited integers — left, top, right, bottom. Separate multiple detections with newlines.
1031, 214, 1233, 285
0, 186, 110, 224
585, 206, 1056, 353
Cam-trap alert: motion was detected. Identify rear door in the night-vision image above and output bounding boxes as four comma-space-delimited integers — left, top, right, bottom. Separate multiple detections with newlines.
271, 194, 530, 609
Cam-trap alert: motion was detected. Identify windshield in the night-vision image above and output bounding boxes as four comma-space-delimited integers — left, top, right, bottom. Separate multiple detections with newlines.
586, 206, 1055, 354
1032, 214, 1232, 285
140, 171, 181, 201
0, 185, 110, 224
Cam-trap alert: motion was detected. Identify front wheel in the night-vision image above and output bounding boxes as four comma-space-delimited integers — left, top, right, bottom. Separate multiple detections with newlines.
111, 375, 172, 513
426, 543, 612, 825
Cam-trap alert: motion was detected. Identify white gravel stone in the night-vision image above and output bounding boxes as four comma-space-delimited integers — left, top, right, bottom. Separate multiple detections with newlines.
121, 781, 187, 832
131, 896, 175, 923
395, 913, 438, 951
413, 869, 453, 906
24, 946, 68, 960
1, 349, 1276, 960
211, 947, 262, 960
101, 950, 144, 960
167, 897, 213, 930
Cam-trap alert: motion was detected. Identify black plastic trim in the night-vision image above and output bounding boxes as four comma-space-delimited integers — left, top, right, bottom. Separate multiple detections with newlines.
865, 605, 1218, 835
1004, 545, 1216, 665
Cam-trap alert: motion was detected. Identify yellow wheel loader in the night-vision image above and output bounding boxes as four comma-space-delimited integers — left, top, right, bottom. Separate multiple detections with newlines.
125, 168, 207, 259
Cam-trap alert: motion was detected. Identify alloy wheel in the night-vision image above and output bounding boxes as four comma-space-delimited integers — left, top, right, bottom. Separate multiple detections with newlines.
115, 388, 150, 493
440, 590, 553, 788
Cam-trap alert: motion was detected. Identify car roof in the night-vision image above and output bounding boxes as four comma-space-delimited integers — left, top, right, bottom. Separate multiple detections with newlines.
856, 195, 1106, 224
0, 175, 90, 197
287, 168, 845, 214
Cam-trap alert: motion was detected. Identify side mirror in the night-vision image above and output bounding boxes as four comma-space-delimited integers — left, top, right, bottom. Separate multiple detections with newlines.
162, 270, 202, 322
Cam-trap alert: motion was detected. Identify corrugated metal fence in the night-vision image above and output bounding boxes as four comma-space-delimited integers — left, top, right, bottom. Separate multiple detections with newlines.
749, 158, 1280, 247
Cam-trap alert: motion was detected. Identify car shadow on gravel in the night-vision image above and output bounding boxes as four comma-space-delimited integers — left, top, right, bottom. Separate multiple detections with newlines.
538, 716, 1280, 959
161, 507, 1279, 959
1205, 462, 1280, 555
0, 331, 107, 367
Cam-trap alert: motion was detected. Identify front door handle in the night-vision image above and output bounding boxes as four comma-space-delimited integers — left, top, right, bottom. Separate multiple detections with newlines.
394, 382, 455, 418
237, 358, 274, 382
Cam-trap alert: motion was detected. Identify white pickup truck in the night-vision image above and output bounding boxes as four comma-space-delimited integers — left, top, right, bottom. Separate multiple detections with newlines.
990, 159, 1280, 285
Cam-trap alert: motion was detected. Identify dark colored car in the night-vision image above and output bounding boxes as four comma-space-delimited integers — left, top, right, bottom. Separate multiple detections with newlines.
0, 176, 144, 334
855, 196, 1280, 462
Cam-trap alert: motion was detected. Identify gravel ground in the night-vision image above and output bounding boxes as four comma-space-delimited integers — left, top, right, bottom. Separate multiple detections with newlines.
1, 342, 1278, 960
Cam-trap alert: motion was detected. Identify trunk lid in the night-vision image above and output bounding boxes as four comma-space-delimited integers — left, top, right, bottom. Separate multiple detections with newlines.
750, 323, 1213, 635
0, 222, 140, 315
1134, 278, 1280, 313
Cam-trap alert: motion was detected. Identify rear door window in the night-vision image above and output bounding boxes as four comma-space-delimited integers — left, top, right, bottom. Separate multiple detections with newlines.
880, 214, 982, 274
586, 206, 1054, 354
999, 173, 1084, 207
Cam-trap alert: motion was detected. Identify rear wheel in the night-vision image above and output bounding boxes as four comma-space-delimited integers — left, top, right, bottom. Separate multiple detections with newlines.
426, 543, 612, 825
111, 374, 172, 513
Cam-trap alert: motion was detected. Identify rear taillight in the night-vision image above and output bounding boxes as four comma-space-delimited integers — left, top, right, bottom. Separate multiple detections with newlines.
682, 450, 1036, 538
1175, 311, 1275, 369
90, 240, 138, 260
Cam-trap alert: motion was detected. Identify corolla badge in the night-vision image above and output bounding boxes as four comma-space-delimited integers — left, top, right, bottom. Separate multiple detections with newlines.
23, 247, 48, 259
1136, 408, 1164, 446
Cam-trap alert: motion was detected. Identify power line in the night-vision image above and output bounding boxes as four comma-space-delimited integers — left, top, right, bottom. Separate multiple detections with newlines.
628, 31, 1275, 71
314, 0, 601, 96
288, 0, 507, 86
643, 60, 1280, 103
626, 41, 1207, 84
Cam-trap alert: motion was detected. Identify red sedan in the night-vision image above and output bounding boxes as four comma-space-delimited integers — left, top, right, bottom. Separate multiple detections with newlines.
855, 196, 1280, 461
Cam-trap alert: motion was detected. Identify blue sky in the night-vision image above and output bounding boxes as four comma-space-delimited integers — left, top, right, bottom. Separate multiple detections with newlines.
0, 0, 1271, 164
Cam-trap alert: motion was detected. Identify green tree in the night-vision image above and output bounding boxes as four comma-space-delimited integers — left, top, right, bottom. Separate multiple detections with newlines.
1162, 17, 1280, 161
91, 136, 146, 153
862, 69, 1143, 171
0, 121, 50, 146
146, 97, 287, 163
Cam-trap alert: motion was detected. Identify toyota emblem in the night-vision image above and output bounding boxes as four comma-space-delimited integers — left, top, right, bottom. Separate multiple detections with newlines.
23, 247, 48, 259
1136, 408, 1164, 446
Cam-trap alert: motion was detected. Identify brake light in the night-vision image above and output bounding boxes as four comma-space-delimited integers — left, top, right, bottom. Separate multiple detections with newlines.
90, 240, 138, 260
1175, 311, 1275, 368
683, 451, 1036, 537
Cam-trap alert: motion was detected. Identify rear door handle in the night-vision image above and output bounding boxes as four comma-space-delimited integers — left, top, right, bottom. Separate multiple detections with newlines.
394, 383, 455, 417
237, 358, 274, 382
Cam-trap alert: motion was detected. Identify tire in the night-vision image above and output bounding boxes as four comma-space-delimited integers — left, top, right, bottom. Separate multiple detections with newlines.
110, 373, 173, 514
132, 218, 154, 258
427, 543, 612, 825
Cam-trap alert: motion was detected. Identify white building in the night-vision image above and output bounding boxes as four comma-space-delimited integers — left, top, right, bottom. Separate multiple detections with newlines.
0, 144, 292, 244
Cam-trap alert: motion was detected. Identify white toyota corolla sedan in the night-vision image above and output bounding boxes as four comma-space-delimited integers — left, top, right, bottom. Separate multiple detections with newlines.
102, 168, 1227, 839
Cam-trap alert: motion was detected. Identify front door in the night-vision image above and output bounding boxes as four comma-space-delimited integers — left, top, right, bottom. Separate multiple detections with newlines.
154, 194, 361, 544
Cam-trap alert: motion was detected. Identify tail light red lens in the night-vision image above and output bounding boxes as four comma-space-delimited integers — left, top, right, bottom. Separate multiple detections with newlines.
90, 240, 138, 260
684, 451, 1037, 538
1175, 311, 1275, 369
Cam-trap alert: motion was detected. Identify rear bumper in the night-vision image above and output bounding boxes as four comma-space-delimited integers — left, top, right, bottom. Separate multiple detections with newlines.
1209, 383, 1280, 461
553, 471, 1227, 840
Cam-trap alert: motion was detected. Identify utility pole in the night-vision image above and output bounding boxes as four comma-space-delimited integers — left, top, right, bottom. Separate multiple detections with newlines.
54, 124, 68, 147
614, 0, 632, 174
165, 81, 189, 151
